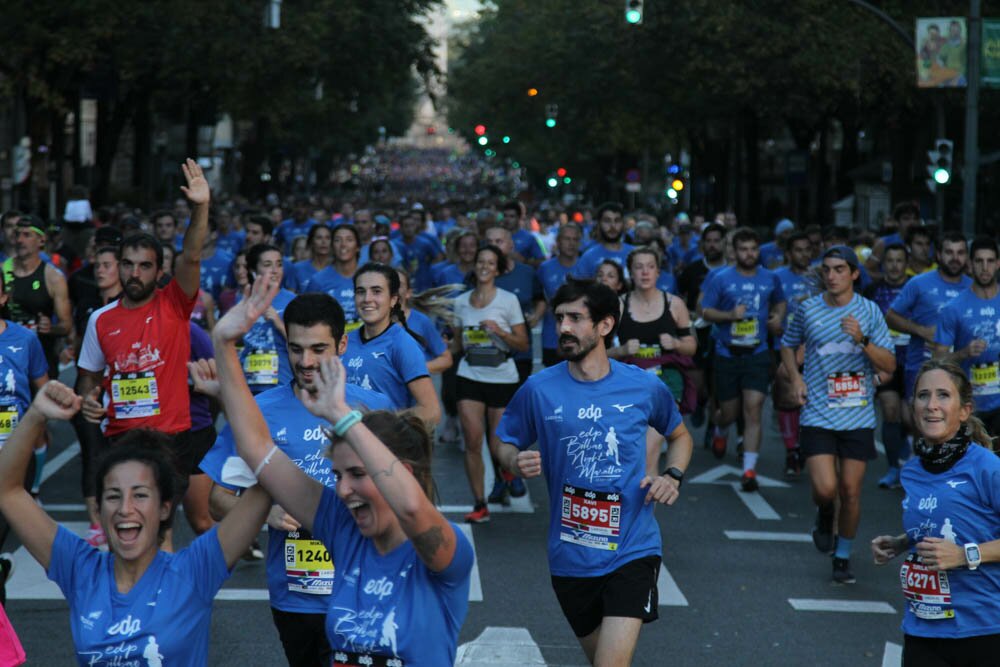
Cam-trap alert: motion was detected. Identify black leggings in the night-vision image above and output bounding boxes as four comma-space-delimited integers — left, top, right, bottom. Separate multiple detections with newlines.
72, 412, 108, 498
904, 633, 1000, 667
270, 607, 331, 667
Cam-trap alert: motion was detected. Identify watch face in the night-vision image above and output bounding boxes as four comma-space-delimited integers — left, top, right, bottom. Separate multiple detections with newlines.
969, 545, 981, 560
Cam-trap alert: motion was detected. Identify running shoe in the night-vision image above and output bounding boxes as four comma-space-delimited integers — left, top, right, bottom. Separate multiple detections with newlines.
812, 505, 835, 554
487, 478, 509, 506
784, 448, 803, 477
507, 476, 527, 498
740, 469, 759, 492
711, 434, 727, 459
877, 467, 901, 490
85, 523, 108, 550
243, 539, 264, 561
464, 503, 490, 524
832, 557, 856, 584
438, 416, 460, 444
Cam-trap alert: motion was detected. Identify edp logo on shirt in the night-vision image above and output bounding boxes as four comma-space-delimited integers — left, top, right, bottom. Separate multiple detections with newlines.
577, 404, 603, 421
363, 576, 394, 600
107, 614, 142, 637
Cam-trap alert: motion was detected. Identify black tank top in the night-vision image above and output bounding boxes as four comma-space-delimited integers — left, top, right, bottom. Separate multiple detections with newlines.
3, 259, 54, 327
619, 291, 678, 368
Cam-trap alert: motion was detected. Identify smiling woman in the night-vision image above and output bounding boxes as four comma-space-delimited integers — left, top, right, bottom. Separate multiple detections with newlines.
0, 382, 272, 666
871, 359, 1000, 666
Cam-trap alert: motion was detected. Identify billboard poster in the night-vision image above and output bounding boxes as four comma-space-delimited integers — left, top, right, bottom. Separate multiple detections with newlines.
916, 17, 968, 88
983, 19, 1000, 88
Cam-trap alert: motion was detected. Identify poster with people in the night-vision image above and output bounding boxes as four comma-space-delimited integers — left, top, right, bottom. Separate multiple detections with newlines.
916, 17, 968, 88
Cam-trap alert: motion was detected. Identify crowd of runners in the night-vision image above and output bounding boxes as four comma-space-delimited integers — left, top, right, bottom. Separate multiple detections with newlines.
0, 150, 997, 666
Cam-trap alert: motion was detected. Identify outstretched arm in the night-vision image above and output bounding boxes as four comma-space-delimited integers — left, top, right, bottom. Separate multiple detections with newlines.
212, 276, 324, 532
303, 356, 459, 572
176, 159, 211, 299
0, 382, 81, 569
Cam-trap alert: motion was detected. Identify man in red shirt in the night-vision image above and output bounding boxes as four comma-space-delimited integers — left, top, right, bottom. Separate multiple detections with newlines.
77, 158, 209, 456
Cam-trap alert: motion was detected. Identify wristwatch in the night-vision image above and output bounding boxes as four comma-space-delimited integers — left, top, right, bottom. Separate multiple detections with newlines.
964, 542, 982, 570
662, 467, 684, 487
858, 334, 871, 348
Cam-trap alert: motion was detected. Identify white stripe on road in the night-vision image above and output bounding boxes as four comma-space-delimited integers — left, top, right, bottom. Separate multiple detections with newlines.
689, 464, 789, 488
788, 598, 896, 614
214, 589, 270, 601
657, 563, 688, 607
40, 441, 80, 484
43, 503, 87, 512
438, 499, 534, 514
728, 482, 781, 520
457, 524, 483, 602
724, 530, 812, 542
882, 641, 902, 667
455, 627, 546, 665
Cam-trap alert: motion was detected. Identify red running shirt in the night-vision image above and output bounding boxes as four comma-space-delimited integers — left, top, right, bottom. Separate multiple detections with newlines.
78, 280, 195, 436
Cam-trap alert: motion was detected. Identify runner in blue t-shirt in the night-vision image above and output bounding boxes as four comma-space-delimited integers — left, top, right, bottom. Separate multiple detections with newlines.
863, 243, 912, 489
211, 278, 473, 666
0, 381, 271, 667
273, 200, 317, 255
934, 237, 1000, 439
305, 225, 361, 330
396, 211, 443, 292
342, 263, 440, 425
198, 218, 233, 300
701, 228, 786, 490
239, 244, 295, 394
871, 360, 1000, 664
496, 277, 693, 666
394, 268, 453, 374
197, 291, 393, 666
538, 223, 583, 367
573, 203, 635, 280
502, 201, 546, 267
887, 232, 971, 400
769, 231, 817, 476
284, 224, 333, 293
781, 246, 895, 584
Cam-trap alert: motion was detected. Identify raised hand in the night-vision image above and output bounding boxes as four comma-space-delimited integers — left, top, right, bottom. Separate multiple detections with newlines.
214, 276, 281, 343
180, 158, 210, 206
32, 381, 82, 421
188, 358, 220, 398
300, 356, 350, 423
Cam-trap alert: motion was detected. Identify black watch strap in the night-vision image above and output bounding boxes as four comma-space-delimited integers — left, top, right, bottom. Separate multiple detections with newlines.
859, 334, 870, 347
662, 466, 684, 487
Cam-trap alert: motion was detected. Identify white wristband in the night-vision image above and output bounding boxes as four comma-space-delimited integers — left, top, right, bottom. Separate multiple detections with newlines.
253, 445, 279, 478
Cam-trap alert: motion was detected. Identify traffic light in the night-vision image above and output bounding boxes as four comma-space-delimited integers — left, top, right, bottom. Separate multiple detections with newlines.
474, 124, 487, 136
625, 0, 643, 24
477, 136, 488, 146
547, 177, 559, 188
926, 138, 953, 192
556, 167, 567, 177
545, 104, 558, 129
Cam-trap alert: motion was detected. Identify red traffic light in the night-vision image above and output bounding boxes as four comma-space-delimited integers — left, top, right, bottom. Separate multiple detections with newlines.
556, 167, 567, 177
474, 124, 487, 136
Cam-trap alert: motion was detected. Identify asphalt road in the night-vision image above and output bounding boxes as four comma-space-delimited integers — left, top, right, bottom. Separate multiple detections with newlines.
3, 367, 910, 666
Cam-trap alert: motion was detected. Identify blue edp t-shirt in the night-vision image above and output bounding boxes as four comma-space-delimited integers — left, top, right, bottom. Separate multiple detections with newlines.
701, 265, 785, 357
305, 266, 359, 328
48, 525, 230, 666
343, 324, 430, 409
889, 270, 970, 371
936, 288, 1000, 413
406, 309, 447, 362
0, 321, 48, 434
238, 288, 295, 393
537, 257, 578, 350
496, 361, 682, 577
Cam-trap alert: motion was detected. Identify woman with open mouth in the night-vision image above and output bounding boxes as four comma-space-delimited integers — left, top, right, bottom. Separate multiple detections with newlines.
871, 359, 1000, 666
212, 276, 474, 665
0, 382, 272, 665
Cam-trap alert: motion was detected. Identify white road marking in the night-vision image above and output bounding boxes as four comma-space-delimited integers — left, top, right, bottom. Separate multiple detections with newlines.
689, 464, 789, 488
214, 589, 270, 601
438, 499, 534, 514
455, 627, 546, 665
728, 482, 781, 520
458, 524, 483, 602
43, 504, 87, 512
40, 441, 80, 484
724, 530, 812, 542
788, 598, 896, 614
657, 563, 688, 606
882, 641, 902, 667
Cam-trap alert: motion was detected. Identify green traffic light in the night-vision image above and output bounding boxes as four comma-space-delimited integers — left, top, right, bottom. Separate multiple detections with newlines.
547, 177, 558, 188
512, 161, 520, 168
563, 177, 572, 184
477, 136, 488, 146
545, 118, 557, 128
625, 9, 642, 23
502, 136, 511, 144
933, 168, 950, 185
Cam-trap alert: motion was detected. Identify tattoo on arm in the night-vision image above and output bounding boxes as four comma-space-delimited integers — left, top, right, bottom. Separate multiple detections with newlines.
412, 525, 448, 562
370, 458, 402, 481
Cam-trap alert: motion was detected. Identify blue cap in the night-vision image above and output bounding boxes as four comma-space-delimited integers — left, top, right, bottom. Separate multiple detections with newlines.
822, 245, 859, 269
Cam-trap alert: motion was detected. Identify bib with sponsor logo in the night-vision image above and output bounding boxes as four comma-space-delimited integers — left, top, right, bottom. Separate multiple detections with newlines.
900, 554, 955, 620
971, 362, 1000, 396
560, 484, 622, 551
284, 529, 334, 595
730, 318, 759, 347
110, 371, 161, 419
826, 371, 867, 409
243, 350, 280, 385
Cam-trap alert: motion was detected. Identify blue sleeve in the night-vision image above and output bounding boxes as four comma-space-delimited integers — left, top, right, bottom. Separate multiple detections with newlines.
890, 279, 917, 316
650, 379, 683, 436
868, 301, 892, 350
311, 485, 351, 554
175, 526, 232, 603
770, 272, 786, 304
394, 333, 431, 383
429, 522, 475, 587
781, 300, 804, 348
47, 525, 97, 597
934, 302, 958, 347
283, 266, 299, 292
189, 324, 214, 361
419, 317, 447, 357
27, 332, 48, 379
701, 273, 723, 310
495, 381, 537, 449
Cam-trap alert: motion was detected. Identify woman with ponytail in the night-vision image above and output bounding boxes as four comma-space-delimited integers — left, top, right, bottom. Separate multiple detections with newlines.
340, 262, 441, 426
395, 268, 454, 374
872, 359, 1000, 666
